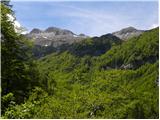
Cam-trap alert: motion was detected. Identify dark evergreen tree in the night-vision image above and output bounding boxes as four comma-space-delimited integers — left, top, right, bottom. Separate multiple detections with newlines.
1, 1, 39, 106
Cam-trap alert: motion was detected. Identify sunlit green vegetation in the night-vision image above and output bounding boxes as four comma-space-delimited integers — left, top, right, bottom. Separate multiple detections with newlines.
1, 1, 159, 119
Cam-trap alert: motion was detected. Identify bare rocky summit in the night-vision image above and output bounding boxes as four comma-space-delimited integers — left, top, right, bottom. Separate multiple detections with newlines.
26, 26, 145, 48
112, 27, 144, 40
26, 27, 88, 47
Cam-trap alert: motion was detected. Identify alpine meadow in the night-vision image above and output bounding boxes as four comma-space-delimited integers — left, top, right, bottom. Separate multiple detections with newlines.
1, 0, 159, 119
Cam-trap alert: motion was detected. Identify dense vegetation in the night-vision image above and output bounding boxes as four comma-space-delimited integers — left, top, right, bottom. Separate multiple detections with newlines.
1, 1, 40, 115
1, 1, 159, 119
32, 33, 122, 58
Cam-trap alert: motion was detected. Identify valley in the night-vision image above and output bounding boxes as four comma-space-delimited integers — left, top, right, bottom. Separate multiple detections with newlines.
1, 1, 159, 119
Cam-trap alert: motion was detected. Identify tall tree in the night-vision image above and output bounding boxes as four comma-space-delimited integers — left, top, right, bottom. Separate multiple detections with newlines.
1, 1, 39, 104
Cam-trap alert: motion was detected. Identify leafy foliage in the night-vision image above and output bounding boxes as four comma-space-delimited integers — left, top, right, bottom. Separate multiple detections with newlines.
1, 2, 40, 107
32, 33, 122, 58
3, 25, 159, 118
1, 1, 158, 118
98, 28, 159, 69
67, 34, 122, 56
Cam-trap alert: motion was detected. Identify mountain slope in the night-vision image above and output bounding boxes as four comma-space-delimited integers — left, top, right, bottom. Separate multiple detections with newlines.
66, 33, 122, 56
99, 27, 158, 70
26, 27, 89, 58
28, 26, 145, 58
4, 27, 159, 119
26, 27, 88, 47
31, 32, 122, 58
112, 26, 144, 40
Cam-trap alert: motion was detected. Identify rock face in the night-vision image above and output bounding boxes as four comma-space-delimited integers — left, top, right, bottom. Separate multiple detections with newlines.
27, 26, 144, 47
120, 64, 134, 70
26, 27, 88, 47
112, 27, 144, 40
26, 26, 146, 58
30, 28, 42, 34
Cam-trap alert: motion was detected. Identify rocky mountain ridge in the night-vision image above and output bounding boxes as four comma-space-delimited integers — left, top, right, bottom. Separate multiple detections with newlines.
112, 26, 145, 40
26, 27, 88, 47
26, 26, 146, 58
26, 26, 145, 48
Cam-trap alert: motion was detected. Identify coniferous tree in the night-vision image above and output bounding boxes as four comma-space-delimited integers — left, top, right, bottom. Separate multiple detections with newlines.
1, 1, 39, 105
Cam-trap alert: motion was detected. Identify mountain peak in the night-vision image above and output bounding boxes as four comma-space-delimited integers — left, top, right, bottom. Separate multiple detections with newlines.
26, 26, 89, 48
45, 27, 61, 33
121, 26, 137, 31
30, 28, 42, 34
116, 26, 137, 34
44, 26, 74, 35
112, 26, 144, 40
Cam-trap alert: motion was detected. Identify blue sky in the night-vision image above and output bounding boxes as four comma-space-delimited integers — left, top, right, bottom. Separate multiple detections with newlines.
11, 1, 158, 36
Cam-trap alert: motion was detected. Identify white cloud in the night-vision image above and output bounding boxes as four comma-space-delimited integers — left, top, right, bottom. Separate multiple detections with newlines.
47, 4, 131, 36
12, 2, 157, 36
14, 21, 21, 28
149, 23, 159, 29
7, 14, 21, 29
7, 14, 28, 34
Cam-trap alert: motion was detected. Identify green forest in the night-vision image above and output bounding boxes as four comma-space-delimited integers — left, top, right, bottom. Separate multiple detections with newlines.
1, 1, 159, 119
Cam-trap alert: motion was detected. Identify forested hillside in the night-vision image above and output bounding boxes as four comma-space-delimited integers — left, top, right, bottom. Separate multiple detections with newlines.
1, 1, 159, 119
